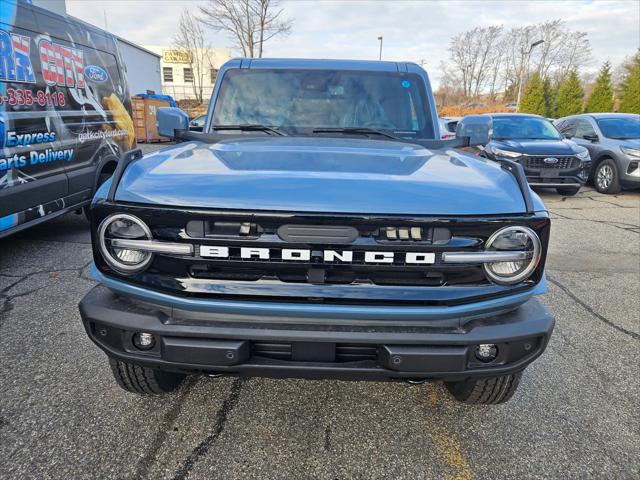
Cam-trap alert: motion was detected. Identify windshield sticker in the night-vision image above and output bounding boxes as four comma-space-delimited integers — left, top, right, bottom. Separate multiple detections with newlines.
401, 80, 411, 88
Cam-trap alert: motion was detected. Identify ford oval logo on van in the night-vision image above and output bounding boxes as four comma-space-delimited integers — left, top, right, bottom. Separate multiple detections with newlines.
84, 65, 109, 83
543, 157, 559, 165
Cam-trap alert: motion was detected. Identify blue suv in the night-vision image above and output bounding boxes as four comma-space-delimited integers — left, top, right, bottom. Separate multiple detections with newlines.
79, 59, 555, 405
478, 114, 591, 196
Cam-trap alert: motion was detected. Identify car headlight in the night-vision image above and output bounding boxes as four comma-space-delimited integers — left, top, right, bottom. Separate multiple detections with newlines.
576, 149, 590, 160
98, 213, 153, 274
492, 147, 523, 159
483, 226, 542, 285
621, 146, 640, 158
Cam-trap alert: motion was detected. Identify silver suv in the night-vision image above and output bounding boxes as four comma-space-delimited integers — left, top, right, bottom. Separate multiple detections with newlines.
554, 114, 640, 194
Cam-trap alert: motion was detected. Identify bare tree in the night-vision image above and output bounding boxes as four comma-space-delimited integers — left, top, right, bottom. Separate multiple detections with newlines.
448, 26, 504, 100
173, 9, 210, 103
445, 20, 592, 104
199, 0, 292, 58
527, 20, 591, 84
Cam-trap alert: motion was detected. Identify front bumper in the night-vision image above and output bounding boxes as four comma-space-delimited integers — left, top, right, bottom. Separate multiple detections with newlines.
524, 166, 589, 188
621, 157, 640, 186
79, 285, 555, 381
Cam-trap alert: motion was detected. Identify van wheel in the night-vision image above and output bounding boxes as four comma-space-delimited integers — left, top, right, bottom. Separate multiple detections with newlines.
84, 157, 119, 221
594, 158, 621, 194
109, 358, 186, 394
444, 372, 522, 404
556, 186, 581, 196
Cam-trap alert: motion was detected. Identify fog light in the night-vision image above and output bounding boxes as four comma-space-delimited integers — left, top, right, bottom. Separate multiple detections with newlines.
475, 343, 498, 362
133, 332, 155, 350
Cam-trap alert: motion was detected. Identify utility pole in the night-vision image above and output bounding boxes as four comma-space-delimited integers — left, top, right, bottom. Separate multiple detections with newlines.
516, 39, 544, 111
377, 36, 383, 61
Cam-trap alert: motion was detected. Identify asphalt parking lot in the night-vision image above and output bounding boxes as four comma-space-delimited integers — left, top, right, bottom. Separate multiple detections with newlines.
1, 176, 638, 478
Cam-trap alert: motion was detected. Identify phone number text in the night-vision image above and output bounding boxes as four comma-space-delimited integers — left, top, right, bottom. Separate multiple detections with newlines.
0, 88, 66, 107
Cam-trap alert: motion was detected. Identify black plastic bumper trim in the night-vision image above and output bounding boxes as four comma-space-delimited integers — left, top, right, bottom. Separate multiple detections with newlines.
79, 285, 555, 380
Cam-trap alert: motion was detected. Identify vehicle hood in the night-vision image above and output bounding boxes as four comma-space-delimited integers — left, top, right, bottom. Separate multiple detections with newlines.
114, 137, 530, 215
491, 138, 580, 155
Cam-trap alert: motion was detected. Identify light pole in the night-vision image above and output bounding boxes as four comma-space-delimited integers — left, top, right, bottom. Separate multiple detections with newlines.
516, 39, 544, 111
378, 36, 383, 61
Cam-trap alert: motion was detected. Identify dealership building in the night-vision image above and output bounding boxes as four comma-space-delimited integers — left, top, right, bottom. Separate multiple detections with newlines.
142, 46, 232, 102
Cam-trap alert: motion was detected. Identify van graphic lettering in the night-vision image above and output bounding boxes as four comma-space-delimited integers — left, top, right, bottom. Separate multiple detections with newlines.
84, 65, 108, 83
39, 39, 85, 88
0, 29, 36, 83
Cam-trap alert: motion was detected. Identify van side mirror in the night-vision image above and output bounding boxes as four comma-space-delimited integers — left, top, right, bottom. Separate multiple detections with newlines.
157, 107, 189, 138
456, 115, 492, 147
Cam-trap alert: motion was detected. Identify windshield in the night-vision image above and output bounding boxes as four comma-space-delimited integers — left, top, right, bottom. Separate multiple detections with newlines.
212, 69, 434, 137
596, 117, 640, 140
492, 116, 561, 140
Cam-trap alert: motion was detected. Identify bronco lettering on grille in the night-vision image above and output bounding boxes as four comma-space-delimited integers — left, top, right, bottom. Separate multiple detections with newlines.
200, 246, 436, 264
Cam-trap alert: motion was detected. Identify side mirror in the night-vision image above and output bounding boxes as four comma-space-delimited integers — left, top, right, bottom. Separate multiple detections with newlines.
456, 115, 492, 146
563, 133, 573, 139
583, 133, 599, 142
157, 107, 189, 138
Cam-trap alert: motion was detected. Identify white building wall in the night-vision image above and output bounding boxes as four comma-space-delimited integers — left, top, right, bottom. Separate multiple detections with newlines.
117, 40, 162, 96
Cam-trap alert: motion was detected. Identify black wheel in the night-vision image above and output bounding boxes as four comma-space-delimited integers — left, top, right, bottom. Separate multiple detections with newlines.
556, 186, 581, 196
444, 372, 522, 405
594, 158, 621, 194
109, 358, 186, 394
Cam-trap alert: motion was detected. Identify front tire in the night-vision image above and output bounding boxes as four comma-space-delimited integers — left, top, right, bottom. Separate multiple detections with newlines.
556, 186, 581, 196
594, 158, 621, 194
445, 372, 522, 404
109, 358, 186, 394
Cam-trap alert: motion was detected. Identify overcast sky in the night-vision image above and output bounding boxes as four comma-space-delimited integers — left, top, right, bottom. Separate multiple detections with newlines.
67, 0, 640, 87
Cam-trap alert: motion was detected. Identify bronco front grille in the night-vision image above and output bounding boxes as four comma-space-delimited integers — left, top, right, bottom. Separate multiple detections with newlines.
521, 156, 580, 170
92, 205, 550, 303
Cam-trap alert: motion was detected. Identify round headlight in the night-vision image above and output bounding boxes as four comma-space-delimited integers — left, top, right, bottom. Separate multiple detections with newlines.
98, 213, 153, 274
483, 226, 541, 285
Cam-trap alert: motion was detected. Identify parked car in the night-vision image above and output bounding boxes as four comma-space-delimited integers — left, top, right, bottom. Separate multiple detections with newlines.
0, 0, 135, 238
554, 114, 640, 194
438, 116, 460, 140
478, 113, 591, 196
438, 117, 455, 139
189, 114, 206, 132
80, 59, 555, 405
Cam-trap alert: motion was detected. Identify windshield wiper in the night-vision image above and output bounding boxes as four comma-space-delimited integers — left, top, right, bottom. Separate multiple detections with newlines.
212, 124, 286, 136
312, 127, 400, 140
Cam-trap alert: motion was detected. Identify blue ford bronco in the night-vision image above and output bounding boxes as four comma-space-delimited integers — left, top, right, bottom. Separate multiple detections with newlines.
79, 59, 555, 404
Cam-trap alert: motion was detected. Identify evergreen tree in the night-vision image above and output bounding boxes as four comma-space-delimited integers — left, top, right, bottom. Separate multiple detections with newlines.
555, 70, 584, 117
542, 76, 555, 118
585, 62, 614, 112
519, 72, 546, 115
618, 52, 640, 114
